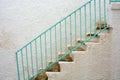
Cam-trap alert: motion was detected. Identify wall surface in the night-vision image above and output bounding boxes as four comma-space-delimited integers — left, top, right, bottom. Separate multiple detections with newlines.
111, 3, 120, 80
0, 0, 88, 80
0, 0, 115, 80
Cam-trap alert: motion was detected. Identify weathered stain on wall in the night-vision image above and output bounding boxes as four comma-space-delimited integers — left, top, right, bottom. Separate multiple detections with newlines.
0, 30, 15, 50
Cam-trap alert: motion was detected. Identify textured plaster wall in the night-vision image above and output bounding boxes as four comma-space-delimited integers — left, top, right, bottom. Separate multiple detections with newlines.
111, 3, 120, 80
0, 0, 117, 80
0, 0, 88, 80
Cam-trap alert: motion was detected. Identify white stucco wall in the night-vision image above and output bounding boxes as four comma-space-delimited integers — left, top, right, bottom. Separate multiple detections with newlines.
111, 3, 120, 80
0, 0, 89, 80
0, 0, 115, 80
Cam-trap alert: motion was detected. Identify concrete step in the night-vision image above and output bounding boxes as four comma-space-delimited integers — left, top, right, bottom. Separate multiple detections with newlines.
77, 34, 100, 43
46, 28, 113, 80
96, 27, 113, 34
46, 72, 61, 80
46, 62, 60, 72
67, 43, 87, 51
111, 2, 120, 10
59, 62, 75, 72
46, 61, 87, 80
32, 70, 48, 80
57, 52, 73, 62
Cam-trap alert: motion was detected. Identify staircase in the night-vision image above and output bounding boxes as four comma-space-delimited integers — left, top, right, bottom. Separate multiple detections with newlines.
15, 0, 119, 80
46, 27, 113, 80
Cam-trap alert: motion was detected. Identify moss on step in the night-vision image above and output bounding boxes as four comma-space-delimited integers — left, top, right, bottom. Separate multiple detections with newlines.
77, 40, 85, 45
46, 62, 60, 72
76, 47, 86, 51
58, 53, 73, 62
96, 26, 113, 34
86, 34, 98, 37
32, 71, 48, 80
96, 22, 107, 30
68, 44, 87, 51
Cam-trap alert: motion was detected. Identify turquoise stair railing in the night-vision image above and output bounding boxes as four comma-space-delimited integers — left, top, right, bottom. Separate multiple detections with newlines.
16, 0, 108, 80
110, 0, 120, 3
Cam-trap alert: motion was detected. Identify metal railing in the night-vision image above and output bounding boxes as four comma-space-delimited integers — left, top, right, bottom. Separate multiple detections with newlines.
16, 0, 108, 80
110, 0, 120, 3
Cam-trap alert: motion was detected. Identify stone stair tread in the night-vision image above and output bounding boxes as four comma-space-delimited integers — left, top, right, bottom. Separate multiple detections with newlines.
57, 52, 73, 62
77, 35, 100, 43
46, 62, 60, 72
46, 28, 112, 80
59, 61, 74, 64
67, 43, 87, 51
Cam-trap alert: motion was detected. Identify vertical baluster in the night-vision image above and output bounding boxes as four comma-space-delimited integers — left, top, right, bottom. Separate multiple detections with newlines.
99, 0, 101, 30
40, 36, 43, 68
35, 39, 38, 73
30, 43, 34, 75
16, 52, 20, 80
50, 29, 52, 61
89, 2, 92, 37
80, 9, 82, 41
109, 0, 111, 4
70, 15, 72, 49
25, 47, 30, 79
94, 0, 96, 33
104, 0, 106, 28
21, 50, 25, 80
65, 19, 67, 51
44, 33, 47, 66
74, 12, 77, 43
55, 26, 57, 60
60, 22, 62, 53
84, 5, 87, 40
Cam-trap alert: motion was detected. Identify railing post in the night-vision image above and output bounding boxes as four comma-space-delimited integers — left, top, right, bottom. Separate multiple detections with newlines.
74, 12, 77, 43
70, 15, 72, 50
50, 29, 52, 61
104, 0, 107, 27
84, 5, 87, 40
35, 39, 38, 73
55, 25, 58, 60
25, 47, 30, 79
30, 43, 34, 76
80, 9, 82, 41
21, 50, 25, 80
60, 22, 62, 53
16, 53, 20, 80
44, 33, 47, 66
40, 36, 43, 68
89, 1, 92, 37
65, 19, 67, 51
99, 0, 102, 30
94, 0, 96, 33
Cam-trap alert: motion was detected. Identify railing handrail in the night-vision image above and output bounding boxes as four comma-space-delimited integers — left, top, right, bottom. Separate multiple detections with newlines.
16, 0, 93, 55
110, 0, 120, 3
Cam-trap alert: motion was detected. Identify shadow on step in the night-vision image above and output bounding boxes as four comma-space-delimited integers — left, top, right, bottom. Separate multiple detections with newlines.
32, 62, 60, 80
46, 62, 60, 72
67, 43, 87, 51
32, 70, 48, 80
77, 33, 100, 43
96, 24, 113, 33
58, 52, 73, 62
